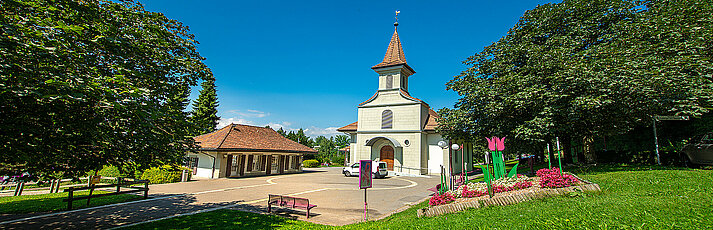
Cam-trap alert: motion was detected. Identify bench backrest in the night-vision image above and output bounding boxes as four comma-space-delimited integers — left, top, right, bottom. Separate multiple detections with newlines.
293, 197, 310, 207
268, 194, 282, 204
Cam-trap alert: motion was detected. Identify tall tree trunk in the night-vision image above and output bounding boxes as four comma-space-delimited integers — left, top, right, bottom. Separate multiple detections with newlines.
582, 135, 596, 164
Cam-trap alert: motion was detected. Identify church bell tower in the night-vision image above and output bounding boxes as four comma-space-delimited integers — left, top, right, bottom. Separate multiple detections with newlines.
371, 14, 415, 92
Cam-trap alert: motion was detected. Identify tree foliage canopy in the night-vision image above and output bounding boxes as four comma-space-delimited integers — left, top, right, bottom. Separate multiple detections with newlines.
438, 0, 713, 162
0, 0, 212, 178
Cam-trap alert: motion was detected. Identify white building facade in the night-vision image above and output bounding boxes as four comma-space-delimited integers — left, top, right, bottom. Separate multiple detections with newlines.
338, 23, 469, 176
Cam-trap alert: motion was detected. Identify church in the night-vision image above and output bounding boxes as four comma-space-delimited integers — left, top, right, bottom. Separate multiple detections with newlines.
338, 20, 472, 176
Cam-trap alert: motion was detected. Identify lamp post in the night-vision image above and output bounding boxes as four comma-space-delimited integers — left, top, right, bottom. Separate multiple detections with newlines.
451, 144, 461, 187
437, 141, 449, 192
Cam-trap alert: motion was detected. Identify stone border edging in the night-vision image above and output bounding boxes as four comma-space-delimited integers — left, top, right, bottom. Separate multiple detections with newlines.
417, 181, 601, 218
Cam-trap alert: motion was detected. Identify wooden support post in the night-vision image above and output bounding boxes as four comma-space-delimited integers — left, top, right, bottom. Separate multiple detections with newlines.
144, 181, 149, 199
14, 182, 25, 196
67, 188, 74, 210
54, 179, 61, 193
49, 180, 55, 193
116, 177, 122, 193
86, 185, 94, 206
13, 183, 20, 196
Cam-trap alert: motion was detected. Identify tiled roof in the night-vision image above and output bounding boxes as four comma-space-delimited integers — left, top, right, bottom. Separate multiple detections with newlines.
193, 124, 317, 154
372, 27, 415, 73
423, 108, 439, 131
359, 92, 378, 106
337, 121, 358, 132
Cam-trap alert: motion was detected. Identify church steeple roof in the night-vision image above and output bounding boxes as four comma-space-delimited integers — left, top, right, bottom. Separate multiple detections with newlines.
371, 23, 415, 73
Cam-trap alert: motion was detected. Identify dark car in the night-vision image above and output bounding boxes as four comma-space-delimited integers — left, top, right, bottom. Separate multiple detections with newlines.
681, 132, 713, 167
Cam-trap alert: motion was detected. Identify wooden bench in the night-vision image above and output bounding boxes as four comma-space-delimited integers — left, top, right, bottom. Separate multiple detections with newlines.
267, 194, 317, 218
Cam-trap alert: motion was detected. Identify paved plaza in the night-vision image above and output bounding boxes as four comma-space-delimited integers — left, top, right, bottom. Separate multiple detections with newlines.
0, 167, 439, 229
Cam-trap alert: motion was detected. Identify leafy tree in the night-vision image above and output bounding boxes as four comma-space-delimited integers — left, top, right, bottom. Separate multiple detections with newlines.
0, 0, 211, 179
295, 129, 314, 147
314, 136, 337, 163
333, 134, 350, 148
439, 0, 712, 163
276, 127, 286, 136
190, 77, 219, 135
286, 131, 298, 142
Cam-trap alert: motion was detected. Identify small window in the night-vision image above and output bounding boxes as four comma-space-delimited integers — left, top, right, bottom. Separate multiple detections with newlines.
382, 110, 393, 129
386, 75, 393, 88
404, 140, 410, 146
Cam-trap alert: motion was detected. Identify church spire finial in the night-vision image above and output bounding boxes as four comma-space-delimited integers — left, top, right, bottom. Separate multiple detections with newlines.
394, 10, 400, 27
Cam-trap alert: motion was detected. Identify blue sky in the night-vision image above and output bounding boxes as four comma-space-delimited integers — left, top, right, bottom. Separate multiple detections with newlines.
142, 0, 554, 137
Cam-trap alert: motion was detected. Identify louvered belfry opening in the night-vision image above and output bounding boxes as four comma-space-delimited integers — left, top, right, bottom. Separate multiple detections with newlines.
382, 110, 393, 129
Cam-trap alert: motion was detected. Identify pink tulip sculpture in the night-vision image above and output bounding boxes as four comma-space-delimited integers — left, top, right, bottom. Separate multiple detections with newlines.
485, 137, 519, 180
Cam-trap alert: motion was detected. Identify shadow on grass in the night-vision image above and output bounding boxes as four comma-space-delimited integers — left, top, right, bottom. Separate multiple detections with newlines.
570, 163, 695, 175
0, 190, 142, 215
124, 204, 326, 230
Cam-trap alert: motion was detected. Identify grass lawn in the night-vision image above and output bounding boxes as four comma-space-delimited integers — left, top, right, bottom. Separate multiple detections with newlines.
0, 190, 142, 214
124, 165, 713, 229
124, 209, 327, 230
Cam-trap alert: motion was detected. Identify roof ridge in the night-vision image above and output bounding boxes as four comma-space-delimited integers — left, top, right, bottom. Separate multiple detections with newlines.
216, 123, 235, 149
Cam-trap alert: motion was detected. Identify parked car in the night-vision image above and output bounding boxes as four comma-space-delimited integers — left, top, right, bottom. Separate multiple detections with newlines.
681, 132, 713, 167
343, 161, 388, 178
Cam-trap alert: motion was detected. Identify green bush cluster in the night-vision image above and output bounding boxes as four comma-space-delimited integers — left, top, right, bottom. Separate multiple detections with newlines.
330, 155, 345, 166
97, 165, 123, 178
302, 159, 320, 168
139, 165, 189, 184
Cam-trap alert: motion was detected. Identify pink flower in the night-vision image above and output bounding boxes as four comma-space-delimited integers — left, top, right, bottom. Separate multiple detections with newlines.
485, 136, 506, 151
486, 137, 496, 151
496, 137, 506, 151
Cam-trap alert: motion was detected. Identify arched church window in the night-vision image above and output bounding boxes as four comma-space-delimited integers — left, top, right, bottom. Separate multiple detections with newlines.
385, 75, 393, 88
382, 110, 393, 129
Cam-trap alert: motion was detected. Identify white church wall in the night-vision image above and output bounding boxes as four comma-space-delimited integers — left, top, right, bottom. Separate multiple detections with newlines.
427, 134, 445, 175
358, 104, 422, 131
354, 132, 425, 174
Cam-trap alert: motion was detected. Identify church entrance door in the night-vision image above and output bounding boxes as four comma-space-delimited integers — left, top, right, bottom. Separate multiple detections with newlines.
380, 146, 394, 170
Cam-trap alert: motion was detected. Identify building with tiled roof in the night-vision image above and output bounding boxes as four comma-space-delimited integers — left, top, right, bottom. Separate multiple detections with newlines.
338, 19, 467, 176
187, 124, 317, 179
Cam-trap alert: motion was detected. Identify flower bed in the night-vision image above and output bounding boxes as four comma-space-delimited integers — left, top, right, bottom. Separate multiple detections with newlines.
432, 174, 534, 206
418, 170, 599, 218
537, 168, 579, 188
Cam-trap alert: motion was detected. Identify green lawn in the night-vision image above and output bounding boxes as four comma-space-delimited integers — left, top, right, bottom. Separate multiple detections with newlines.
0, 190, 142, 214
125, 165, 713, 229
125, 209, 328, 230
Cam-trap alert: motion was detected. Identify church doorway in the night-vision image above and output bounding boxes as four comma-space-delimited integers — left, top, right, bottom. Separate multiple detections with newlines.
380, 146, 394, 170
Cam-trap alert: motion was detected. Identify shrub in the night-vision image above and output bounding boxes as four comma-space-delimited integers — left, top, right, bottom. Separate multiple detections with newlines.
97, 165, 123, 178
330, 155, 345, 166
140, 165, 185, 184
303, 159, 320, 168
537, 168, 579, 188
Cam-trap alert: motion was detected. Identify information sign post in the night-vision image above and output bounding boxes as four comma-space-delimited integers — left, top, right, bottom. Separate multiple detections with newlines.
359, 160, 372, 221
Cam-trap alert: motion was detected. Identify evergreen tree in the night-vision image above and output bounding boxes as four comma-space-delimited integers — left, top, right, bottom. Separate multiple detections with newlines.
190, 77, 220, 135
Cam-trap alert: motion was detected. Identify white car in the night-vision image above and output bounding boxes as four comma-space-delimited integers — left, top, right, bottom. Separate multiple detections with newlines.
343, 161, 388, 179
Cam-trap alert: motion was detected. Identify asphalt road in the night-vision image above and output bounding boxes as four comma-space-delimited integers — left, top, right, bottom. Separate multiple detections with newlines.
0, 167, 440, 229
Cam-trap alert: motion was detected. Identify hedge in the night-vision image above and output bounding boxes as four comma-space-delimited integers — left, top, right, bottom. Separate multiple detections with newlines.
140, 166, 190, 184
303, 159, 320, 168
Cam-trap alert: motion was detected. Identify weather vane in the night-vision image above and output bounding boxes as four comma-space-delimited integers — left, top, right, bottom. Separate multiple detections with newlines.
394, 10, 400, 26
